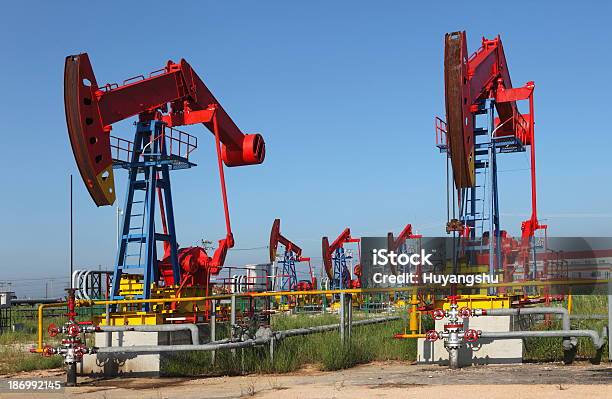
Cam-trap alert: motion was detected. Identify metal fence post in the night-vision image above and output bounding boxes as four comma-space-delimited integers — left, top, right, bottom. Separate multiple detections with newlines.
211, 299, 216, 366
339, 292, 345, 345
322, 294, 327, 314
231, 294, 237, 358
604, 270, 612, 360
269, 335, 275, 365
347, 293, 353, 343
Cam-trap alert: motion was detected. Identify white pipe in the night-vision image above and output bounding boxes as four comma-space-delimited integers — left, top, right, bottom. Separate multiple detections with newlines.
480, 328, 607, 350
485, 307, 573, 349
83, 270, 92, 301
71, 270, 82, 298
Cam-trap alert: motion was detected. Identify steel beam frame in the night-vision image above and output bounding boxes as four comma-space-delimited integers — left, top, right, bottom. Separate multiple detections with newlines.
111, 120, 180, 310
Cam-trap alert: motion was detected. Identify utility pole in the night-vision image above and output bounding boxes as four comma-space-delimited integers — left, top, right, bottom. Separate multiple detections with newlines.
116, 207, 123, 249
70, 174, 74, 289
608, 276, 612, 361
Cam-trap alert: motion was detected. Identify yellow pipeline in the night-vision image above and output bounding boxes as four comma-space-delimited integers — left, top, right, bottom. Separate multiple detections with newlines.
86, 286, 418, 306
84, 279, 607, 307
394, 333, 427, 339
408, 294, 420, 334
35, 302, 68, 353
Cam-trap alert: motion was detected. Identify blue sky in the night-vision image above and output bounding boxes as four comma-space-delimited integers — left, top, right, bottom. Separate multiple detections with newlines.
1, 2, 611, 296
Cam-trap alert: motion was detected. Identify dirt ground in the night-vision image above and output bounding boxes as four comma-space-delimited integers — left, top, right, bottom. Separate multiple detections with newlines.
0, 361, 610, 399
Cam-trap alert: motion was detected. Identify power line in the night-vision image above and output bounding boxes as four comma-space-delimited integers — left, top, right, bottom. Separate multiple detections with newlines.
229, 245, 269, 251
1, 277, 70, 282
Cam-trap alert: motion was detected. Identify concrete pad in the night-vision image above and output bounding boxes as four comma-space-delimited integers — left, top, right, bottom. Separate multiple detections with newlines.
417, 315, 522, 366
80, 326, 207, 377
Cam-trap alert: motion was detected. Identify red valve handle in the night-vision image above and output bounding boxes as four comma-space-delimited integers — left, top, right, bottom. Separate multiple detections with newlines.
425, 330, 440, 342
432, 308, 445, 320
67, 323, 81, 337
42, 345, 55, 357
464, 329, 480, 342
459, 307, 472, 319
47, 323, 59, 337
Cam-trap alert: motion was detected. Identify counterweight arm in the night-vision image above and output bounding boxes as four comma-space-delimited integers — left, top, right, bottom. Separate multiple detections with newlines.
65, 53, 265, 206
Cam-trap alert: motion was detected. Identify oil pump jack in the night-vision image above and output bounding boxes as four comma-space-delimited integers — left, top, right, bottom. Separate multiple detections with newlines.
65, 53, 265, 321
269, 219, 314, 291
322, 229, 361, 289
436, 31, 546, 286
387, 224, 422, 277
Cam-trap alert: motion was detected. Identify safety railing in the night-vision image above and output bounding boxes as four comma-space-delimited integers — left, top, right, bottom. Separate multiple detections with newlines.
110, 135, 133, 164
98, 66, 170, 93
164, 126, 197, 160
435, 116, 448, 150
110, 125, 197, 166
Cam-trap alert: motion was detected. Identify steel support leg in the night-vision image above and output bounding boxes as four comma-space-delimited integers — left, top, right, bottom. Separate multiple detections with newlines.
231, 295, 237, 358
66, 363, 77, 386
270, 336, 275, 364
608, 287, 611, 361
339, 292, 345, 345
211, 299, 217, 366
347, 294, 352, 343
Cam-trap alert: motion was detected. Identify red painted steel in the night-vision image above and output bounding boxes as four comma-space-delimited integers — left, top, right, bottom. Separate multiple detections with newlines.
444, 31, 474, 189
64, 53, 266, 297
157, 109, 238, 290
444, 32, 535, 189
443, 32, 546, 276
269, 218, 314, 290
387, 224, 422, 275
269, 219, 309, 263
64, 53, 265, 206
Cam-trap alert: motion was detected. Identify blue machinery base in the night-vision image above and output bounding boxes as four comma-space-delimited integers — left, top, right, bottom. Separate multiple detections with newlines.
330, 247, 351, 290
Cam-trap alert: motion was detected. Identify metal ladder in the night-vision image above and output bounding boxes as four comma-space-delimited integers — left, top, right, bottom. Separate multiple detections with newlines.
332, 248, 351, 289
280, 251, 297, 291
462, 100, 499, 241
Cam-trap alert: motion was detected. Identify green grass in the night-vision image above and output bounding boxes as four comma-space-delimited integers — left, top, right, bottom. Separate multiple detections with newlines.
0, 311, 85, 375
163, 313, 416, 376
0, 346, 64, 374
164, 297, 609, 376
523, 295, 609, 362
